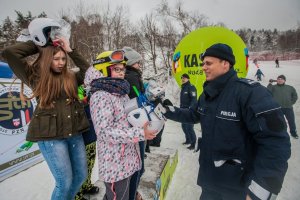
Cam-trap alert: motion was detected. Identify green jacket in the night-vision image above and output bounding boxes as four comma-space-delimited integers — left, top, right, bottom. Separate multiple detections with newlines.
2, 41, 90, 142
267, 83, 298, 108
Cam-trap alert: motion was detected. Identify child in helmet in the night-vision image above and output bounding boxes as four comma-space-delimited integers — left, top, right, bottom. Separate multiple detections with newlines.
254, 67, 264, 81
85, 50, 157, 200
3, 18, 89, 200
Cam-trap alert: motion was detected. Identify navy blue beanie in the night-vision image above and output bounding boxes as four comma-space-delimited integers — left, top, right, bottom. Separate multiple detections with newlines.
181, 73, 190, 79
201, 43, 236, 66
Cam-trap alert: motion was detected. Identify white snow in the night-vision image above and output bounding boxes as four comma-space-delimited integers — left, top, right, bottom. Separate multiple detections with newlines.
0, 60, 300, 200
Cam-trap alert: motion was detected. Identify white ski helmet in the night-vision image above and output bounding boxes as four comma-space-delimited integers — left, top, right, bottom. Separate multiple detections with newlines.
127, 106, 165, 133
124, 98, 139, 114
28, 18, 61, 47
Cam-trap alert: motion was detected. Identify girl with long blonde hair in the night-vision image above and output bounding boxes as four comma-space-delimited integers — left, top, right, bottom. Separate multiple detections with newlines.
3, 36, 89, 200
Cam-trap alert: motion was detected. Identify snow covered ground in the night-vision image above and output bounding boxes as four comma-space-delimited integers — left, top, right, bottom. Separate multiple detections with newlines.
0, 60, 300, 200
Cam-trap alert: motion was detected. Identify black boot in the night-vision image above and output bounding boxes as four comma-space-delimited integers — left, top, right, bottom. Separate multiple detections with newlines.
187, 143, 195, 150
82, 186, 100, 195
182, 141, 190, 145
291, 133, 299, 139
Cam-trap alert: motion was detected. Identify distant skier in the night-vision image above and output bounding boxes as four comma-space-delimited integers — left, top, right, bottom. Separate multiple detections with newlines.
275, 58, 280, 68
253, 58, 257, 65
254, 68, 264, 81
253, 58, 259, 68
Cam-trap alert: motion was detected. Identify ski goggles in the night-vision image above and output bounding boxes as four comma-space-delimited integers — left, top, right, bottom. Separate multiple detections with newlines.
92, 50, 126, 66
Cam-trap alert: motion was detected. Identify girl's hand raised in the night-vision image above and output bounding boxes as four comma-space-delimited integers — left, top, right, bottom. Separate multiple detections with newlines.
52, 37, 72, 53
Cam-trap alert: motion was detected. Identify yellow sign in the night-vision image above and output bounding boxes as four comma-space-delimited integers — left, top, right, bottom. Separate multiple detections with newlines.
172, 26, 249, 95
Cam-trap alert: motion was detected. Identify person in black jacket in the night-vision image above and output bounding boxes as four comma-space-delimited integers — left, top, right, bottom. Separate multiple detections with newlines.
275, 58, 280, 68
163, 43, 291, 200
180, 73, 197, 150
123, 46, 145, 200
75, 84, 100, 200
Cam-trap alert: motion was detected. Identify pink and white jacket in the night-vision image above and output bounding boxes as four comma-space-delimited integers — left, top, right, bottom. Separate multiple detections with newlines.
89, 89, 145, 183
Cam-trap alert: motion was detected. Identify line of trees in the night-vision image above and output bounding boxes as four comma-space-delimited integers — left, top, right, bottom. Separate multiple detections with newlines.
1, 0, 299, 82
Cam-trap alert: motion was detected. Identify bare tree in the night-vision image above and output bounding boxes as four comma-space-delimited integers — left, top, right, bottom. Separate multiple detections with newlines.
139, 13, 160, 74
156, 0, 209, 36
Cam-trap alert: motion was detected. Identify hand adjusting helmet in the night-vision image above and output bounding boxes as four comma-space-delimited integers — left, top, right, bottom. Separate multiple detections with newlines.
28, 18, 61, 47
93, 50, 127, 77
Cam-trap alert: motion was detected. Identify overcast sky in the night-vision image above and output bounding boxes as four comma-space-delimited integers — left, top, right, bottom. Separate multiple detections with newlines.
0, 0, 300, 31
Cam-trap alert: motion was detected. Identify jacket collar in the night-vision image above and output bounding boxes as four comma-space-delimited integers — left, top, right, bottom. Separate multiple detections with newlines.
203, 68, 237, 100
125, 66, 142, 76
181, 81, 190, 88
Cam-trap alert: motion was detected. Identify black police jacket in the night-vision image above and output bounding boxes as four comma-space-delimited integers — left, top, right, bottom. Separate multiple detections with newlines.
180, 81, 197, 109
165, 69, 291, 198
125, 66, 145, 99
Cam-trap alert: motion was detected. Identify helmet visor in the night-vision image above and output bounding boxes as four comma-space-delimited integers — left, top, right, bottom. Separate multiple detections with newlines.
93, 50, 125, 66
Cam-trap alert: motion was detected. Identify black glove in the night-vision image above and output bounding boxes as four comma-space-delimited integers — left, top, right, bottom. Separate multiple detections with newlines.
152, 98, 163, 107
162, 99, 173, 107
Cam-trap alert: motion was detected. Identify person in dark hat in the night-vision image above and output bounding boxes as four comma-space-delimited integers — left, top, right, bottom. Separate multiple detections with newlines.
268, 75, 298, 139
162, 43, 291, 199
180, 73, 197, 150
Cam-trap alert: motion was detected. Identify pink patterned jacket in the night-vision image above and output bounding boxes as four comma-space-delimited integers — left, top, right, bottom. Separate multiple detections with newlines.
90, 90, 145, 183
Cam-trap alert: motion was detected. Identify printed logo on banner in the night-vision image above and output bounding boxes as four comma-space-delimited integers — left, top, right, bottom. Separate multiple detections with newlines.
12, 118, 21, 127
0, 85, 37, 136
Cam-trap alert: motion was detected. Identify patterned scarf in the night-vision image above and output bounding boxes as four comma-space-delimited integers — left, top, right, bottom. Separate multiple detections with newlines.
90, 77, 130, 95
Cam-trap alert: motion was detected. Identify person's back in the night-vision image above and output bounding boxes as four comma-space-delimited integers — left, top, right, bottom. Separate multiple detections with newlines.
254, 68, 264, 81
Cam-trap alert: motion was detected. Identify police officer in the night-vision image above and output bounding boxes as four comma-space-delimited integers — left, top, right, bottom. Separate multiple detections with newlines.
180, 73, 197, 150
163, 43, 291, 200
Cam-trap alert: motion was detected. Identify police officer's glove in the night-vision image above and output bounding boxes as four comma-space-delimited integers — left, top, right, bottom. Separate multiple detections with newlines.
152, 98, 163, 107
161, 99, 175, 113
194, 137, 201, 153
163, 99, 173, 107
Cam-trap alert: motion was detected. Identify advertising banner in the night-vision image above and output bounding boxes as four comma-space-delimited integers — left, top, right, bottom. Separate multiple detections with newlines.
0, 78, 43, 182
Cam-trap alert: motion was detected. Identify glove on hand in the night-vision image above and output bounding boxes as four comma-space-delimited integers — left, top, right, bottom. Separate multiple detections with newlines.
269, 79, 276, 83
163, 99, 173, 107
160, 99, 175, 113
